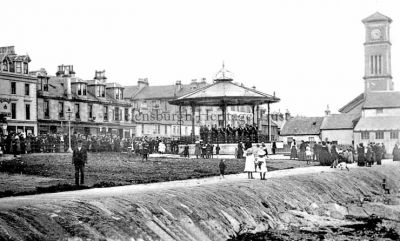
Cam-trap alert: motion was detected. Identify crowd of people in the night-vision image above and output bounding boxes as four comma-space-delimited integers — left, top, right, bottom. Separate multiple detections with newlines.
0, 131, 179, 158
288, 140, 393, 167
200, 123, 260, 144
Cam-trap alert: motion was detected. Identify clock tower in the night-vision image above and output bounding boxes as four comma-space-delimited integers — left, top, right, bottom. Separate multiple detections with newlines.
362, 12, 394, 92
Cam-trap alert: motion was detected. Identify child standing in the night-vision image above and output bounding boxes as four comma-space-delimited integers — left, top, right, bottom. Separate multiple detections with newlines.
219, 159, 226, 179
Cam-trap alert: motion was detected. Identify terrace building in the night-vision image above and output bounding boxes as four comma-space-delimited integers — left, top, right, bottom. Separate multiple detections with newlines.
32, 67, 135, 137
0, 46, 37, 135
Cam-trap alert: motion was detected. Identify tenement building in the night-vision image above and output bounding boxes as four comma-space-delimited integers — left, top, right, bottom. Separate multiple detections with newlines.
0, 46, 37, 135
31, 67, 135, 137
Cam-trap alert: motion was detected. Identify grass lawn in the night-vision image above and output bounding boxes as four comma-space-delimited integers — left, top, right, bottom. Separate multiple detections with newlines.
0, 153, 319, 197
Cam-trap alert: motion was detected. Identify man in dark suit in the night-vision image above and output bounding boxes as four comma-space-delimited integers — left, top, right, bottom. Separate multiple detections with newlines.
72, 140, 87, 186
212, 124, 218, 143
237, 125, 243, 142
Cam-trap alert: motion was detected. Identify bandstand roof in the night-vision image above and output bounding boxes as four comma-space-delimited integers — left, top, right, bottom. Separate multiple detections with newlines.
169, 78, 280, 107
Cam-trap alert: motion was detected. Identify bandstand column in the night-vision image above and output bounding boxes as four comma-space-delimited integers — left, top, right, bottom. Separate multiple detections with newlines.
179, 105, 182, 140
223, 103, 227, 128
191, 104, 195, 142
256, 105, 260, 127
267, 102, 271, 142
252, 105, 255, 124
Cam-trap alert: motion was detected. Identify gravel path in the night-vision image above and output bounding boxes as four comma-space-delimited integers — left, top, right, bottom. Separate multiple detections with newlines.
0, 159, 398, 209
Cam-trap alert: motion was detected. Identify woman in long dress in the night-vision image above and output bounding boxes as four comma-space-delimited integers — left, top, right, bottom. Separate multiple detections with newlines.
244, 149, 255, 179
158, 141, 166, 154
290, 142, 297, 160
319, 142, 331, 166
393, 144, 400, 161
257, 150, 268, 180
194, 141, 201, 159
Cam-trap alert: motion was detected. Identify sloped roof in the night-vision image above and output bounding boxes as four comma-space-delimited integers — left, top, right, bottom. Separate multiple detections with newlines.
354, 116, 400, 131
362, 12, 392, 23
363, 91, 400, 109
169, 80, 280, 106
338, 93, 364, 113
123, 86, 140, 98
280, 117, 324, 136
320, 113, 360, 130
124, 83, 206, 100
260, 118, 278, 127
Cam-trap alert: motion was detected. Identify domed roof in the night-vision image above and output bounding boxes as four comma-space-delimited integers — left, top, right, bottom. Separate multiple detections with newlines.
214, 62, 234, 82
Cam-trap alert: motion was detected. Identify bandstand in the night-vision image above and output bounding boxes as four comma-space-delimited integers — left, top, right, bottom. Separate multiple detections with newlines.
169, 65, 280, 155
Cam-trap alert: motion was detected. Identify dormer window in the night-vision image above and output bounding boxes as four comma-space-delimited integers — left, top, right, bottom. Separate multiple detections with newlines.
96, 86, 105, 97
23, 62, 28, 74
43, 78, 49, 92
77, 83, 87, 96
15, 62, 22, 73
9, 62, 14, 72
2, 61, 8, 71
115, 88, 123, 100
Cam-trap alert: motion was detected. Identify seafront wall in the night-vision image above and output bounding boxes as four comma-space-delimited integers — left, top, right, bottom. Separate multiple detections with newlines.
0, 166, 399, 240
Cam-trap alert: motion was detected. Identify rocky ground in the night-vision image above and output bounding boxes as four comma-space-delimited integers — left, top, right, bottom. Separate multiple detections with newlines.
0, 162, 398, 240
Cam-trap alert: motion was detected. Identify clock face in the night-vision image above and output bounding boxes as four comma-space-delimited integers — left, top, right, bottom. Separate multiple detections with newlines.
371, 28, 382, 40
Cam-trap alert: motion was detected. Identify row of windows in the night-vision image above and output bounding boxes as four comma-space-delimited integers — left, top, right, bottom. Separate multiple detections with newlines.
44, 101, 131, 122
361, 131, 399, 140
10, 82, 30, 96
2, 61, 28, 74
141, 124, 183, 135
10, 103, 31, 120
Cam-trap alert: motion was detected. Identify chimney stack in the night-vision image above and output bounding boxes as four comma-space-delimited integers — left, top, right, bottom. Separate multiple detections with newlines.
94, 70, 107, 80
285, 110, 291, 121
325, 105, 331, 116
65, 77, 72, 99
138, 78, 149, 89
175, 80, 182, 91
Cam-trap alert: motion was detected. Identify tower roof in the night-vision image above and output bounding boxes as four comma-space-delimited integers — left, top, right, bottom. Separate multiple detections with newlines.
362, 12, 392, 23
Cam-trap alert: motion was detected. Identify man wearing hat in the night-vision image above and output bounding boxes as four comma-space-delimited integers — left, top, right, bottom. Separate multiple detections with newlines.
72, 140, 87, 186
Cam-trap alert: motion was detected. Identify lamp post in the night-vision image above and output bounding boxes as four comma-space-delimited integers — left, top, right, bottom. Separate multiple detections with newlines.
66, 107, 73, 153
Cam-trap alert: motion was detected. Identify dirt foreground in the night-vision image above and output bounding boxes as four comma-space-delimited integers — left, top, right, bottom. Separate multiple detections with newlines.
0, 162, 399, 240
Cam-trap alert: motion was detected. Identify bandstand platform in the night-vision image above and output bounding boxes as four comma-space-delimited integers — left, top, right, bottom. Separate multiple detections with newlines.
169, 64, 280, 154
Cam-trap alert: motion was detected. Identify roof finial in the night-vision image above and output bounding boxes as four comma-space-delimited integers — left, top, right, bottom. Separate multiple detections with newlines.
222, 61, 225, 78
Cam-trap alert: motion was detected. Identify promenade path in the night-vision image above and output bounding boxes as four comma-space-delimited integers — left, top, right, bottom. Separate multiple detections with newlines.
0, 158, 398, 209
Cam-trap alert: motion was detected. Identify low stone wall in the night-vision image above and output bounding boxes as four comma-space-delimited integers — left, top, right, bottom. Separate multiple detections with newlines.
0, 167, 399, 240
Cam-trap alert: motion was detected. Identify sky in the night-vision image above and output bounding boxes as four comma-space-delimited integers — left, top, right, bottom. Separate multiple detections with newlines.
2, 0, 400, 116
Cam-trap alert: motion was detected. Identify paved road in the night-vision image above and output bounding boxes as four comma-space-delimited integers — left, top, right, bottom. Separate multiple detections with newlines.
0, 159, 398, 209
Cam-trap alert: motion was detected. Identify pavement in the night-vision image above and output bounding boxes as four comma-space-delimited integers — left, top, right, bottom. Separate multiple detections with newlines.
149, 153, 290, 159
0, 158, 398, 209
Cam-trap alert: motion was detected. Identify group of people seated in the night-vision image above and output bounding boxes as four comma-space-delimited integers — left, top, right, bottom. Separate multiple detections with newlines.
200, 123, 259, 144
